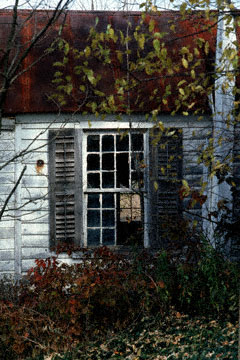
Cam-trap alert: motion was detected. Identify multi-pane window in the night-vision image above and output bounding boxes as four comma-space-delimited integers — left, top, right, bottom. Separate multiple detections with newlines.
83, 132, 145, 246
49, 127, 183, 249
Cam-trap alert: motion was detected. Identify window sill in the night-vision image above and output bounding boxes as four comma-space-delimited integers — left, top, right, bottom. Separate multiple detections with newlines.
70, 245, 145, 259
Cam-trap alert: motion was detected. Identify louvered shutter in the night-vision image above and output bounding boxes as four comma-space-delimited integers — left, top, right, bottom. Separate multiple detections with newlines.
149, 128, 183, 249
49, 129, 82, 247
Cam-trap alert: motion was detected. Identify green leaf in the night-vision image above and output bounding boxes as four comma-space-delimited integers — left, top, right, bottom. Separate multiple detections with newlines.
84, 68, 95, 85
191, 69, 196, 79
84, 46, 91, 58
180, 46, 189, 54
182, 179, 190, 188
180, 2, 187, 15
161, 47, 167, 58
179, 88, 185, 96
149, 19, 155, 33
116, 50, 123, 63
153, 39, 160, 53
53, 61, 64, 67
65, 83, 73, 95
182, 58, 188, 69
54, 71, 63, 77
177, 80, 186, 87
138, 34, 145, 50
64, 42, 70, 55
79, 85, 86, 92
204, 41, 209, 55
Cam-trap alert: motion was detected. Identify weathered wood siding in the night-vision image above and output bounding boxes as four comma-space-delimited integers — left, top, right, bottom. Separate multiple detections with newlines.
0, 120, 16, 275
0, 114, 213, 275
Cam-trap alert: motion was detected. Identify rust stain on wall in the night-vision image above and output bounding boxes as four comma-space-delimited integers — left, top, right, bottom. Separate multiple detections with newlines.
36, 159, 45, 174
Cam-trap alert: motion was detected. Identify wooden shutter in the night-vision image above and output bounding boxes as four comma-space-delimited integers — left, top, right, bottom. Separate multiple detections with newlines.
149, 128, 183, 249
49, 129, 82, 247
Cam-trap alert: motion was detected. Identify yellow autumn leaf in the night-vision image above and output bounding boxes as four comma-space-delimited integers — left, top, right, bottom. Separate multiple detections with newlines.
179, 88, 185, 96
182, 58, 188, 69
191, 69, 196, 79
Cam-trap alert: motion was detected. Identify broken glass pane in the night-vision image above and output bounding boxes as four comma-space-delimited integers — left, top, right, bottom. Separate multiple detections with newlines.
102, 193, 114, 208
116, 135, 129, 151
102, 135, 114, 151
88, 173, 100, 188
102, 210, 115, 227
87, 210, 100, 227
119, 194, 141, 222
88, 229, 100, 246
102, 153, 114, 170
87, 135, 99, 152
88, 194, 100, 208
102, 229, 115, 245
131, 134, 143, 151
102, 172, 114, 188
120, 193, 131, 208
117, 153, 129, 188
87, 154, 100, 170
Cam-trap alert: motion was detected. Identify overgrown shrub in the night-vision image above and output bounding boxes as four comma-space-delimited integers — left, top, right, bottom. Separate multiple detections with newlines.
0, 243, 239, 359
175, 242, 239, 318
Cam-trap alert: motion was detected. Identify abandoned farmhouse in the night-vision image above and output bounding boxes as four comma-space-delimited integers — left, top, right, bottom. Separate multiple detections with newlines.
0, 8, 239, 276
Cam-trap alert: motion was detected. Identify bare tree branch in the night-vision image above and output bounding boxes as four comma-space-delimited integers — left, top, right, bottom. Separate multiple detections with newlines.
0, 164, 26, 221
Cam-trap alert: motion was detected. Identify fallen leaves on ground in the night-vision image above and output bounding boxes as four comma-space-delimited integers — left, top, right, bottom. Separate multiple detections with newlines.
53, 312, 238, 360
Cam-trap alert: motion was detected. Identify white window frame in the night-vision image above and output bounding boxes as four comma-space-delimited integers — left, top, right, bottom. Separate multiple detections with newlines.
82, 128, 150, 247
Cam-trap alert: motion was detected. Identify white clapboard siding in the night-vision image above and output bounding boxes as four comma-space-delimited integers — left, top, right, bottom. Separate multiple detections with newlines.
21, 139, 49, 152
22, 247, 50, 259
0, 151, 15, 162
183, 128, 211, 140
0, 140, 14, 152
0, 220, 15, 228
0, 250, 14, 261
22, 235, 49, 247
22, 223, 49, 235
22, 211, 48, 223
22, 175, 48, 188
0, 228, 14, 239
21, 200, 49, 211
21, 188, 49, 201
0, 260, 14, 272
0, 173, 15, 184
0, 132, 15, 140
0, 163, 15, 173
0, 239, 14, 249
21, 129, 48, 141
0, 185, 18, 196
19, 123, 50, 272
22, 259, 37, 273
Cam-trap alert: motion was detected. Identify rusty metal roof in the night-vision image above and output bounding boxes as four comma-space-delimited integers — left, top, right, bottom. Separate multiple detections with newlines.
0, 10, 227, 115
